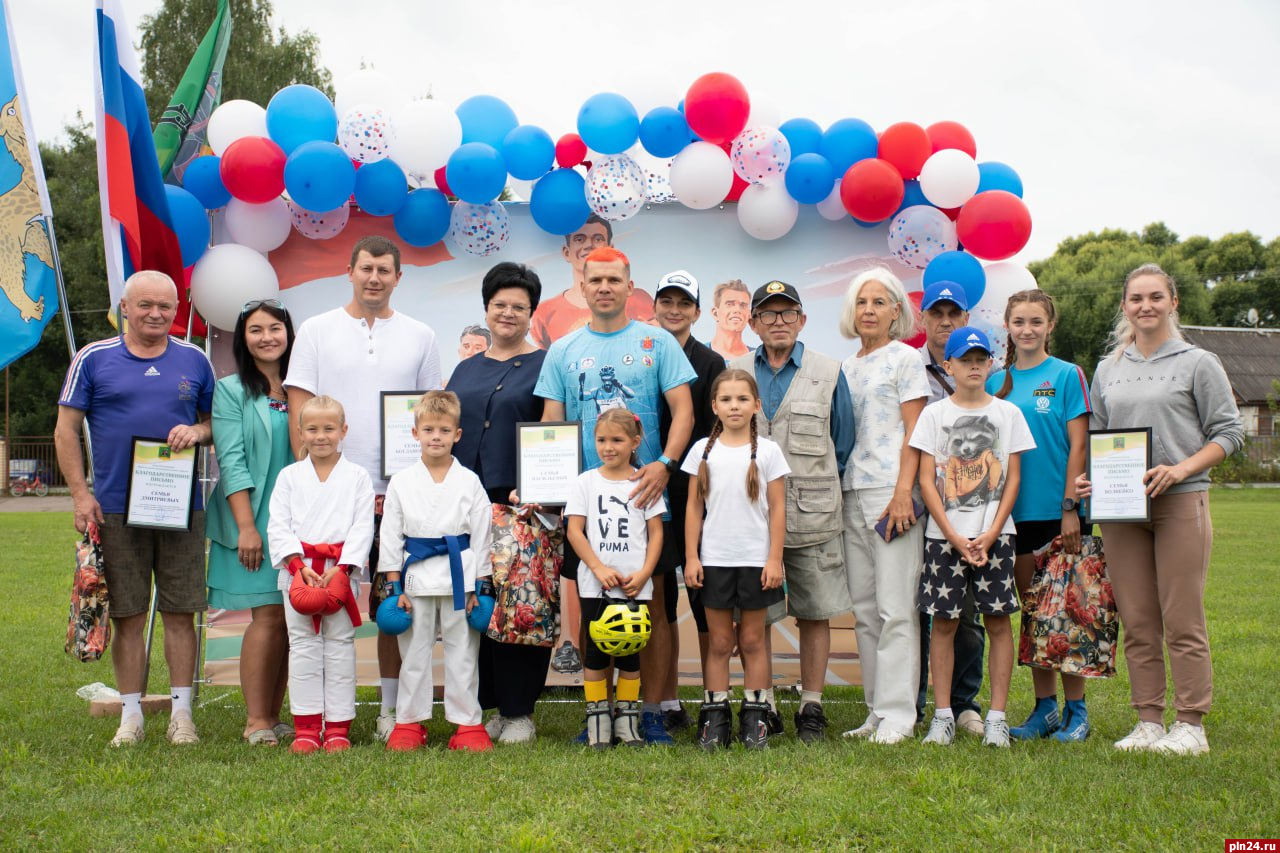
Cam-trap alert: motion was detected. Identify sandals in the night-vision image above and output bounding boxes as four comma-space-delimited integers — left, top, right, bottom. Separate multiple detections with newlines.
244, 728, 279, 746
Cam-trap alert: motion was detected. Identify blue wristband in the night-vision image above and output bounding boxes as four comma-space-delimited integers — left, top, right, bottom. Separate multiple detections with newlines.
387, 580, 403, 597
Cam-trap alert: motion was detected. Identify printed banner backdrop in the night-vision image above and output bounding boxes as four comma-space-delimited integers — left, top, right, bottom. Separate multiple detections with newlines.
204, 203, 906, 687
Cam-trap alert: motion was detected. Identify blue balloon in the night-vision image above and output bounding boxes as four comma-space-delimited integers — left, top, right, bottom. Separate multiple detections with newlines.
530, 168, 590, 236
502, 125, 555, 181
895, 179, 929, 215
784, 153, 835, 204
284, 141, 356, 212
820, 118, 878, 177
182, 155, 231, 209
393, 188, 451, 247
445, 142, 507, 204
924, 250, 987, 306
853, 217, 885, 229
375, 596, 412, 636
976, 161, 1023, 197
456, 95, 519, 148
266, 84, 338, 155
354, 158, 408, 217
577, 92, 639, 156
779, 118, 823, 158
638, 106, 690, 158
163, 184, 208, 266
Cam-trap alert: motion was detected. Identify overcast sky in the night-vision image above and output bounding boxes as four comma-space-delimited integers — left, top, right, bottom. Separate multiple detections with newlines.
9, 0, 1279, 262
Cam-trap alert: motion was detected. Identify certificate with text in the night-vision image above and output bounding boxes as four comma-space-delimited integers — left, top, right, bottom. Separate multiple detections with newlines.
1086, 428, 1152, 524
516, 421, 581, 507
125, 438, 197, 530
381, 391, 427, 480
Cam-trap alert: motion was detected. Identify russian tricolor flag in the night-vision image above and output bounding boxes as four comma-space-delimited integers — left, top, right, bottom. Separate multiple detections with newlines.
94, 0, 199, 335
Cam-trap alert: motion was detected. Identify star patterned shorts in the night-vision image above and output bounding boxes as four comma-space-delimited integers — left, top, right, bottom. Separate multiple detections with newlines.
918, 535, 1019, 618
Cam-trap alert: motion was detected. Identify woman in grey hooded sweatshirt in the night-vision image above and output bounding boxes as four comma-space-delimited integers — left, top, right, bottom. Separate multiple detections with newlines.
1077, 263, 1243, 756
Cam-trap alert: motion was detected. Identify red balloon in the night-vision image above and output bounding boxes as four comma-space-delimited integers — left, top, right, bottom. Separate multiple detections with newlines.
956, 190, 1032, 261
877, 122, 931, 180
220, 136, 285, 204
555, 133, 587, 168
433, 166, 452, 197
684, 72, 750, 146
903, 291, 927, 349
840, 159, 904, 222
926, 120, 977, 158
940, 206, 960, 221
724, 171, 748, 203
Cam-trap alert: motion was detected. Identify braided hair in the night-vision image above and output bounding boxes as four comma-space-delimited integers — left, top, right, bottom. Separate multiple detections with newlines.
996, 289, 1057, 400
696, 369, 762, 503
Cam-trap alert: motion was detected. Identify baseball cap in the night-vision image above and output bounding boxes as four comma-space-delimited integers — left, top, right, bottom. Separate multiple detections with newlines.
655, 270, 699, 305
944, 326, 994, 361
921, 281, 969, 312
750, 280, 803, 312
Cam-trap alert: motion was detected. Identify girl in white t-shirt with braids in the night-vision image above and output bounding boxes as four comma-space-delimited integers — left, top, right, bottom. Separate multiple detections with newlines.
681, 369, 790, 751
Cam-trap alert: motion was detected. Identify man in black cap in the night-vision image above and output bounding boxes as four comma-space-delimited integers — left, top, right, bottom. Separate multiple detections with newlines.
729, 281, 855, 743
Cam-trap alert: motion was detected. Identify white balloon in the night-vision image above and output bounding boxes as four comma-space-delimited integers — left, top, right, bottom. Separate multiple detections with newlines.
334, 69, 405, 119
919, 149, 980, 209
745, 98, 780, 133
506, 178, 535, 202
208, 100, 268, 156
979, 261, 1038, 313
390, 99, 462, 175
737, 179, 798, 240
816, 180, 847, 221
669, 141, 733, 210
190, 243, 280, 331
225, 198, 292, 252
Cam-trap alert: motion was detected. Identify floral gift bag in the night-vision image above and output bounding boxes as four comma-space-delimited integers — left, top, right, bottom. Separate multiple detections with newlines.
1018, 534, 1117, 678
485, 504, 564, 647
66, 523, 111, 662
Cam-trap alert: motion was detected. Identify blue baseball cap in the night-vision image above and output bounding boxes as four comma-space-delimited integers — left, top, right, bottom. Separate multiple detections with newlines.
944, 326, 994, 360
921, 281, 969, 312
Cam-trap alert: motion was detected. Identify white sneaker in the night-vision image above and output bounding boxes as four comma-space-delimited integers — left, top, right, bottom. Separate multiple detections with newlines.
842, 713, 881, 739
1114, 721, 1166, 752
922, 713, 955, 745
484, 714, 508, 740
957, 709, 985, 736
982, 716, 1011, 748
870, 723, 909, 745
1152, 721, 1209, 756
375, 713, 396, 743
499, 715, 537, 744
110, 716, 145, 747
166, 710, 200, 745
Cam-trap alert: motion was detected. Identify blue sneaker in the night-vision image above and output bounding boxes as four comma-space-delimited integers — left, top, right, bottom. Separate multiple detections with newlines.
573, 725, 588, 745
641, 711, 675, 746
1010, 698, 1061, 740
1052, 700, 1090, 742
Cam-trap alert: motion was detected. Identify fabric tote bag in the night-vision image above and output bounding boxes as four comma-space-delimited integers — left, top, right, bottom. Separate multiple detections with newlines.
66, 524, 111, 662
1019, 534, 1117, 678
485, 504, 564, 647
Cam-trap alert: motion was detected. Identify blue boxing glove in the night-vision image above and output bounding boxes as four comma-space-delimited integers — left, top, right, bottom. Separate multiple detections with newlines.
376, 579, 411, 635
466, 578, 496, 633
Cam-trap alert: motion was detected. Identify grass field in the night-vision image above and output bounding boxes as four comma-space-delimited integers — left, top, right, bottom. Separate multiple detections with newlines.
2, 489, 1278, 851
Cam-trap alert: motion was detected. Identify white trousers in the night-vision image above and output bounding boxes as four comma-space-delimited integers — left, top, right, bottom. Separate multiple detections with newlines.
843, 487, 923, 734
397, 595, 481, 726
283, 577, 358, 721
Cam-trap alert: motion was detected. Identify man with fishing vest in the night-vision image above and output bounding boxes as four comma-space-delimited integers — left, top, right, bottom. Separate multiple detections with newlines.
729, 280, 856, 743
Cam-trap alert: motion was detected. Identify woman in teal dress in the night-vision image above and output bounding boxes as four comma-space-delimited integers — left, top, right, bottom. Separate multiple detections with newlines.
208, 300, 296, 744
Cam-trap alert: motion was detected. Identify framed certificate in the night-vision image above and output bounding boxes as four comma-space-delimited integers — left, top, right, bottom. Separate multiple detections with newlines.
381, 391, 427, 480
1085, 428, 1153, 524
124, 437, 197, 530
516, 421, 582, 507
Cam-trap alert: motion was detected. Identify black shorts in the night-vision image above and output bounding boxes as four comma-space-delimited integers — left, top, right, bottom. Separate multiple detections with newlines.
561, 546, 578, 582
699, 565, 785, 612
579, 596, 641, 672
1014, 517, 1087, 555
367, 511, 386, 620
918, 536, 1019, 617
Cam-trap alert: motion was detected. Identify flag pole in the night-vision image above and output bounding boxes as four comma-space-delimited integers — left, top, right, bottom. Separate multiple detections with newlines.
44, 215, 94, 469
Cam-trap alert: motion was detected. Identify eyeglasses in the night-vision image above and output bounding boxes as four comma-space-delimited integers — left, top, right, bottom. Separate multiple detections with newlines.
241, 298, 285, 314
753, 308, 802, 325
489, 301, 531, 316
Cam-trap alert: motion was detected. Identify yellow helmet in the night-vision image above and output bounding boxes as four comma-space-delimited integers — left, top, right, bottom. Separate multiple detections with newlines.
589, 599, 651, 656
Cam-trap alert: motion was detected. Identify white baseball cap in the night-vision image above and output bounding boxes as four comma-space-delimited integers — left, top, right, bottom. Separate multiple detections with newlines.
655, 270, 699, 305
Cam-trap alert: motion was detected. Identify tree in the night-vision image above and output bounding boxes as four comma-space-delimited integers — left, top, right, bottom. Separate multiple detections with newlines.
139, 0, 333, 124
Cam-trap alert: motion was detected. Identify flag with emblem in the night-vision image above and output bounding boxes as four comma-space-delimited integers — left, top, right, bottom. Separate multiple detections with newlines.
153, 0, 230, 184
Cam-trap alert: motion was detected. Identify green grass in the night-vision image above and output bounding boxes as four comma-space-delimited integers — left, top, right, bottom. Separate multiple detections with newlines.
2, 490, 1278, 851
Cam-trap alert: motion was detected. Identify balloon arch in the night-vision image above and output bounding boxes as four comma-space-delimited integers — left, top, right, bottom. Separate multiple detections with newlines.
178, 70, 1035, 334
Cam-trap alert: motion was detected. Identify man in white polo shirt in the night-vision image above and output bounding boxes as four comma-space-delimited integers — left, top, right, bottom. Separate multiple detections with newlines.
286, 235, 442, 741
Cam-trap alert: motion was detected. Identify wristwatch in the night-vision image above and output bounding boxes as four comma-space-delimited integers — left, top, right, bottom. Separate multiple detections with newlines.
1061, 497, 1078, 513
658, 454, 678, 473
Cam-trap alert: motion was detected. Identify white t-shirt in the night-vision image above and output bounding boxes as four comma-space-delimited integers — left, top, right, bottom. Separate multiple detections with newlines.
908, 396, 1036, 540
285, 307, 442, 494
841, 340, 931, 491
565, 468, 665, 601
680, 435, 790, 567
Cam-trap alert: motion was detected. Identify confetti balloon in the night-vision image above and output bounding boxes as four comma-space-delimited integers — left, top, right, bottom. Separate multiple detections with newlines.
586, 154, 647, 221
338, 105, 395, 163
288, 199, 350, 240
730, 126, 791, 185
887, 205, 958, 270
449, 200, 510, 257
631, 148, 675, 204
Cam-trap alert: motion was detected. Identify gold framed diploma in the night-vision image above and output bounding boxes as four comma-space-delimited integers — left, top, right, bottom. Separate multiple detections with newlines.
1085, 428, 1152, 524
124, 437, 197, 530
381, 390, 427, 480
516, 421, 582, 507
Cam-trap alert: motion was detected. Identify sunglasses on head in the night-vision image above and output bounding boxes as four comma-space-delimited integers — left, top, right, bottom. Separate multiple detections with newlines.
240, 298, 286, 315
